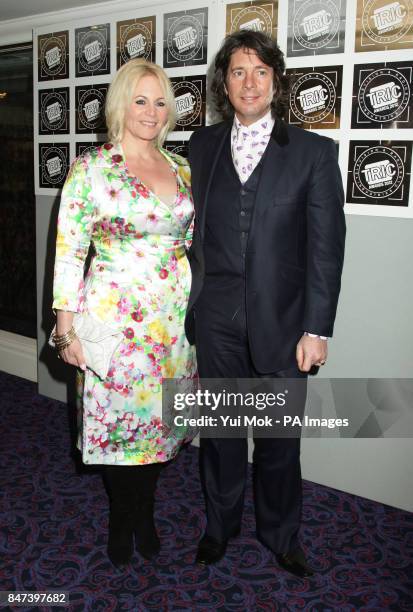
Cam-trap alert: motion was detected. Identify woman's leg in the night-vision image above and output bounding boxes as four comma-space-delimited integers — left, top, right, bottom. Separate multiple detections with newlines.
103, 465, 136, 568
133, 463, 163, 559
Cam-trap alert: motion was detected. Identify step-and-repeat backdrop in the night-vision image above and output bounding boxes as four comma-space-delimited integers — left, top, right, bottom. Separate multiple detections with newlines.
33, 0, 413, 217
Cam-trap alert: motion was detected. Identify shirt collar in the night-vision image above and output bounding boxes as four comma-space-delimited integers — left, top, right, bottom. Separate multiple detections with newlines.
233, 110, 275, 138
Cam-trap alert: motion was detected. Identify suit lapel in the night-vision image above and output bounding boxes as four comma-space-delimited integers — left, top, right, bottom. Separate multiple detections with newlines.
199, 122, 231, 238
253, 119, 290, 219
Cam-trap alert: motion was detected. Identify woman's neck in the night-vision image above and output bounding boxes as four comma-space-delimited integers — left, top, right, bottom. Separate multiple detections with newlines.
121, 134, 160, 163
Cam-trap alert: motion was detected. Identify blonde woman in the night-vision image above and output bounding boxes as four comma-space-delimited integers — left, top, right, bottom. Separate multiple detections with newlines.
52, 59, 196, 569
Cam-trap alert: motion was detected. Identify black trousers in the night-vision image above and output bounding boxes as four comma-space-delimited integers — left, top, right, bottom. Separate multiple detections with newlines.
195, 293, 306, 554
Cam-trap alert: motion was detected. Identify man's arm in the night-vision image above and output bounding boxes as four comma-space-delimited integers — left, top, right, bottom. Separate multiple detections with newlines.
298, 139, 346, 371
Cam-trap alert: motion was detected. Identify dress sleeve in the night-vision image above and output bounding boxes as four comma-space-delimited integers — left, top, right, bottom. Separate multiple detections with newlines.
185, 216, 194, 249
52, 156, 97, 313
176, 160, 194, 249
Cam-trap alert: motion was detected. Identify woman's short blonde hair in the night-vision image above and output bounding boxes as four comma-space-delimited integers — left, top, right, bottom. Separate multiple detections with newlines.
105, 59, 176, 147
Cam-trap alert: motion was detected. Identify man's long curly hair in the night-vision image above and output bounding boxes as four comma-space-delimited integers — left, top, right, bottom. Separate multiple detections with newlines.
211, 30, 290, 120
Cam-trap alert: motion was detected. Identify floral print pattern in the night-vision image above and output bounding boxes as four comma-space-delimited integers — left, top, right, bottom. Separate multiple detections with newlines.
53, 143, 197, 465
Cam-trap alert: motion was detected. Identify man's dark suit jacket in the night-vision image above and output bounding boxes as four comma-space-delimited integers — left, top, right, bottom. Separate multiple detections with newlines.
185, 118, 346, 373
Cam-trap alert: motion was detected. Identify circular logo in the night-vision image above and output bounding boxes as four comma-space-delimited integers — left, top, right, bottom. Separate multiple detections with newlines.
77, 29, 107, 73
167, 15, 203, 62
293, 0, 340, 49
358, 67, 410, 123
290, 72, 336, 124
230, 6, 272, 35
362, 0, 413, 44
39, 36, 66, 78
41, 146, 68, 186
40, 91, 67, 131
354, 146, 404, 199
120, 23, 153, 63
78, 88, 106, 130
173, 81, 202, 127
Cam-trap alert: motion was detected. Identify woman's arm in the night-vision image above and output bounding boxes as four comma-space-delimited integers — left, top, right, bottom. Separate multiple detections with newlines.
52, 155, 96, 370
53, 156, 96, 312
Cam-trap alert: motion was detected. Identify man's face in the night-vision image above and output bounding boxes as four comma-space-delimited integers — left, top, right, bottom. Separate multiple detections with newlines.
225, 47, 274, 126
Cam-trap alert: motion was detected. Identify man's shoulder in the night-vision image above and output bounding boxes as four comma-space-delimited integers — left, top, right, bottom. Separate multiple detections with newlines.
285, 124, 335, 152
190, 121, 231, 145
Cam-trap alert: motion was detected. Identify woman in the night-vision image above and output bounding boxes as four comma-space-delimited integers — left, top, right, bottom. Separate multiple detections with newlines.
52, 59, 196, 569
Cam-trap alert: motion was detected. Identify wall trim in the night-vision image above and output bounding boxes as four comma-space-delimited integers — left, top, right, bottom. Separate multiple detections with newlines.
0, 0, 187, 46
0, 330, 37, 382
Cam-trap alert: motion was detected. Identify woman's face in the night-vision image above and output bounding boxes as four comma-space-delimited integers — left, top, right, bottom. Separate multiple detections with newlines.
123, 74, 169, 144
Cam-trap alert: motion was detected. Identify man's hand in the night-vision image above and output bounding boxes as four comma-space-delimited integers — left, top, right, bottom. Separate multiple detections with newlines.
296, 335, 327, 372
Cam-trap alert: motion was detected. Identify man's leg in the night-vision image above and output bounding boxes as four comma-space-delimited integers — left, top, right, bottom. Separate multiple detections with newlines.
195, 296, 251, 560
253, 436, 302, 553
252, 365, 313, 577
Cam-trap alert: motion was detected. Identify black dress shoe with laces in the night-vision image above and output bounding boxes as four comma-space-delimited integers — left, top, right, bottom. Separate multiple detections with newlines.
195, 535, 228, 565
275, 548, 314, 578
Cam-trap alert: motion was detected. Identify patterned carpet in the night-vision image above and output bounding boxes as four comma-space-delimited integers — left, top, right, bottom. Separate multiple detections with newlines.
1, 371, 412, 612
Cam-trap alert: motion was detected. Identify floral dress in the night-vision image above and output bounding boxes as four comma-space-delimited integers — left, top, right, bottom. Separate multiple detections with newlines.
53, 143, 197, 465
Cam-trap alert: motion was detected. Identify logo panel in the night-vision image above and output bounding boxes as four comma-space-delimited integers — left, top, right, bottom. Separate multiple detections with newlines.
171, 76, 206, 131
287, 65, 342, 128
226, 1, 278, 38
163, 9, 208, 67
346, 141, 412, 205
288, 0, 345, 56
39, 143, 70, 188
356, 0, 413, 51
38, 31, 69, 81
39, 88, 70, 134
75, 24, 110, 77
76, 84, 109, 133
117, 16, 156, 67
352, 62, 412, 128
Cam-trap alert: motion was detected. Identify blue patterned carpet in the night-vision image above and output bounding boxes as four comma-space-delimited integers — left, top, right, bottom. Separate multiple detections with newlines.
1, 371, 412, 611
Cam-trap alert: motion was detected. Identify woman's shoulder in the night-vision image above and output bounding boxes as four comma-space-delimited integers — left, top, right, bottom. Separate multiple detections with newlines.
163, 148, 189, 168
163, 148, 191, 186
73, 142, 121, 169
65, 143, 117, 184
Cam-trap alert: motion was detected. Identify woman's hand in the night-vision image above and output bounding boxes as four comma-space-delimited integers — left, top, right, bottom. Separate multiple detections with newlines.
59, 336, 87, 371
55, 309, 86, 371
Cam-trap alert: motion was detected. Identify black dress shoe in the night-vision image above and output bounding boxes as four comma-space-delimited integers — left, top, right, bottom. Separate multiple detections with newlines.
275, 548, 314, 578
195, 535, 228, 565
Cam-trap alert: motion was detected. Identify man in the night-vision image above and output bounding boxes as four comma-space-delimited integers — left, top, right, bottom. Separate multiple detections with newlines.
185, 30, 345, 577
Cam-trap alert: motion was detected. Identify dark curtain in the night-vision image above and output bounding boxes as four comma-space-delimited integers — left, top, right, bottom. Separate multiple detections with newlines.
0, 43, 36, 338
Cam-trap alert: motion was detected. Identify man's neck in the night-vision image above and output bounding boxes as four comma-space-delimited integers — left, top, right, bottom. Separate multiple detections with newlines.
234, 110, 273, 129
